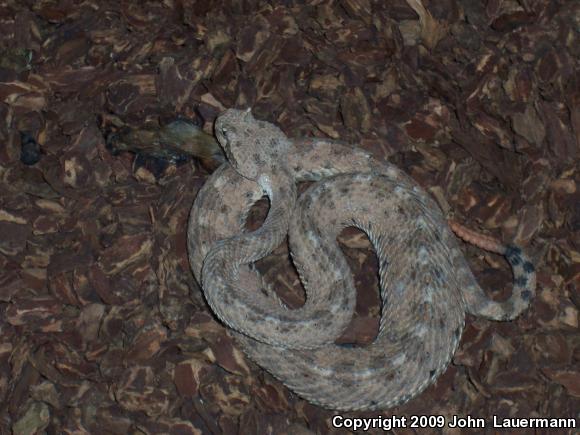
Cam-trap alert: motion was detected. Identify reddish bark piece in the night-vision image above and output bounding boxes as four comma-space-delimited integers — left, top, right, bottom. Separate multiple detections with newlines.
542, 368, 580, 398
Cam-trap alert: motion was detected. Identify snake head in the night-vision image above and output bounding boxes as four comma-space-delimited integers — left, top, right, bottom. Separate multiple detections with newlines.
215, 108, 291, 181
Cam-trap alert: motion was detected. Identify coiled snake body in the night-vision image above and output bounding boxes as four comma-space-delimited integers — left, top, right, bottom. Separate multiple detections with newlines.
187, 109, 535, 411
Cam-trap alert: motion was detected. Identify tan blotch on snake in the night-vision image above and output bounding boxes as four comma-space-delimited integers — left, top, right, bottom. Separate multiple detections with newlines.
187, 109, 536, 411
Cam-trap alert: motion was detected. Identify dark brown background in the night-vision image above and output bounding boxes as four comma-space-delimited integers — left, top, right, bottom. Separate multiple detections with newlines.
0, 0, 578, 433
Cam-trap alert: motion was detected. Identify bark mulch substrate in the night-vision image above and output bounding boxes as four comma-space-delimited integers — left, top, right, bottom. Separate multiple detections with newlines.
1, 1, 579, 434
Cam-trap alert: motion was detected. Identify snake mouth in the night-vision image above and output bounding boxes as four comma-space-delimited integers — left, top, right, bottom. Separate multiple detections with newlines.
223, 144, 235, 166
216, 127, 234, 164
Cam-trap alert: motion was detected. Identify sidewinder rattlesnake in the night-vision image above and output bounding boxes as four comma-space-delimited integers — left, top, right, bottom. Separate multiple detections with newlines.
187, 108, 536, 411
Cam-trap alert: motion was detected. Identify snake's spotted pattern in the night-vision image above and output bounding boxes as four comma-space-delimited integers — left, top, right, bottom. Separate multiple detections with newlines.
187, 109, 536, 411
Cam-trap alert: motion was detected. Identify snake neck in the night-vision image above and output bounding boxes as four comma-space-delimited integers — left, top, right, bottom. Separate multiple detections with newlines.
204, 165, 297, 280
